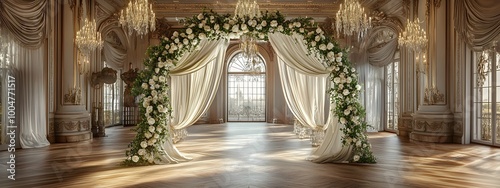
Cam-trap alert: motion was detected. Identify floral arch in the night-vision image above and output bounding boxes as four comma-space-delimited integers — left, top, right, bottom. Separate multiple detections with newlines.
125, 10, 376, 165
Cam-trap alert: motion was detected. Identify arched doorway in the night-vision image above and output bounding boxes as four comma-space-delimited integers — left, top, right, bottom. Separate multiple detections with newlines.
227, 52, 266, 122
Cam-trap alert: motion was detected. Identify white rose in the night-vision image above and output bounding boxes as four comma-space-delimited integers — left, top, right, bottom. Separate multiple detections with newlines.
204, 25, 211, 31
316, 27, 322, 34
173, 31, 179, 37
154, 134, 160, 139
232, 25, 239, 32
186, 28, 192, 34
147, 117, 156, 125
132, 155, 139, 162
338, 52, 343, 57
347, 77, 352, 83
338, 84, 344, 89
299, 28, 304, 33
327, 52, 335, 60
146, 106, 153, 114
340, 117, 347, 124
333, 77, 341, 84
141, 141, 148, 148
192, 39, 198, 45
198, 33, 206, 39
356, 85, 362, 90
214, 24, 220, 31
363, 144, 367, 148
336, 57, 342, 62
343, 89, 350, 96
270, 20, 278, 27
149, 126, 155, 133
145, 132, 152, 139
344, 109, 351, 115
138, 149, 146, 156
151, 90, 158, 97
159, 76, 166, 83
315, 36, 321, 42
241, 24, 248, 31
148, 139, 154, 146
277, 25, 284, 32
295, 22, 301, 27
157, 127, 163, 133
353, 155, 360, 162
288, 23, 293, 29
141, 83, 148, 89
223, 23, 230, 30
174, 38, 180, 44
183, 39, 189, 45
256, 24, 262, 30
311, 41, 316, 47
319, 44, 327, 50
197, 13, 204, 20
327, 43, 334, 50
259, 33, 265, 39
356, 140, 362, 147
261, 20, 267, 26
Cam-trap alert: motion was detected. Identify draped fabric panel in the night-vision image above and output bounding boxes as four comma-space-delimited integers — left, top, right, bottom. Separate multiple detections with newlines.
103, 42, 127, 69
10, 41, 50, 148
170, 39, 228, 75
269, 32, 352, 163
158, 39, 229, 163
455, 0, 500, 50
367, 38, 398, 67
269, 33, 332, 75
277, 60, 330, 130
0, 0, 47, 48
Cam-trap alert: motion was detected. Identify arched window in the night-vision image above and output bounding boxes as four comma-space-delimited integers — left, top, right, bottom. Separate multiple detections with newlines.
227, 52, 266, 122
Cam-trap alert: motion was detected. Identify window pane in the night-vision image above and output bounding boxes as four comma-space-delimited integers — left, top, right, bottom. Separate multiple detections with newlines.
227, 52, 266, 122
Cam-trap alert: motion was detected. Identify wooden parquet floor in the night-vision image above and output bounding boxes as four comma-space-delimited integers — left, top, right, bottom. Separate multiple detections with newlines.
1, 123, 499, 188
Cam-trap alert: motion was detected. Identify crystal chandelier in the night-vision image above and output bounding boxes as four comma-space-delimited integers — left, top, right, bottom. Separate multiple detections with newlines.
234, 0, 261, 18
119, 0, 156, 37
75, 18, 103, 74
398, 18, 428, 53
335, 0, 372, 39
234, 0, 263, 74
239, 34, 262, 73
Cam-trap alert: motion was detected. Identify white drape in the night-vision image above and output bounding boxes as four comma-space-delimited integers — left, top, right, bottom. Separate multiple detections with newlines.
158, 39, 228, 163
269, 32, 352, 163
10, 41, 50, 148
0, 0, 47, 48
455, 0, 500, 50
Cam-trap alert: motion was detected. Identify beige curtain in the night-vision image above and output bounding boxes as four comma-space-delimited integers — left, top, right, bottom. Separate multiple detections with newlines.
269, 32, 353, 163
0, 0, 47, 48
455, 0, 500, 50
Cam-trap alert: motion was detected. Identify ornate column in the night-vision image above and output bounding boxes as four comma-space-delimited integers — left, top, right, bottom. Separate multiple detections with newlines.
411, 0, 454, 143
54, 0, 91, 143
398, 0, 417, 137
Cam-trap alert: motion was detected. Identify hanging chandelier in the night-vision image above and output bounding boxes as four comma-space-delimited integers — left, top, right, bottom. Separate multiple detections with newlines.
335, 0, 372, 39
234, 0, 261, 18
75, 18, 103, 74
239, 34, 262, 73
119, 0, 156, 37
234, 0, 263, 74
398, 18, 428, 53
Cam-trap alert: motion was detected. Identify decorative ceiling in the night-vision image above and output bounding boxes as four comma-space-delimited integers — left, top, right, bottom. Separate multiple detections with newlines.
150, 0, 408, 30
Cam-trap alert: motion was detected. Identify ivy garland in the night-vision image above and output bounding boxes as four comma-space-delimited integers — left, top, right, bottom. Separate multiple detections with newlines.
124, 10, 376, 165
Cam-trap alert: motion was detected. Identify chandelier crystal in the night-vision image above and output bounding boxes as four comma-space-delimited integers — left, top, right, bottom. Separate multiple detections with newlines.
398, 18, 428, 53
75, 18, 103, 74
119, 0, 156, 37
234, 0, 263, 74
335, 0, 372, 39
239, 34, 262, 73
234, 0, 261, 18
